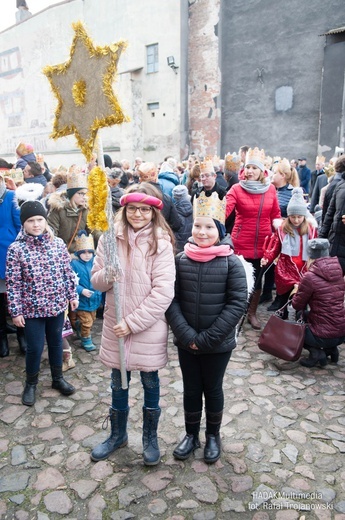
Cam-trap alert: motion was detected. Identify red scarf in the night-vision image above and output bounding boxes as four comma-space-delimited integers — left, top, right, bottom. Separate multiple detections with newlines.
184, 242, 233, 262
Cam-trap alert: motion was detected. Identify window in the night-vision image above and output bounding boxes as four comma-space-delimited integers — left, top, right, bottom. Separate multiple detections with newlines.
147, 102, 159, 110
146, 44, 158, 73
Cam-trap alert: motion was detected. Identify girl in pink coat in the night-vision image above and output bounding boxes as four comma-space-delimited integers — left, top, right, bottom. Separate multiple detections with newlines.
90, 183, 175, 466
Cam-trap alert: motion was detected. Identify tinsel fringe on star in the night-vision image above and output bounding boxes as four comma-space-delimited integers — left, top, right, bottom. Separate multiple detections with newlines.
43, 21, 129, 161
87, 166, 109, 232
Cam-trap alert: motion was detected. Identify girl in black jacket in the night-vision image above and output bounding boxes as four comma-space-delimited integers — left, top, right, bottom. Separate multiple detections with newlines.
166, 189, 250, 464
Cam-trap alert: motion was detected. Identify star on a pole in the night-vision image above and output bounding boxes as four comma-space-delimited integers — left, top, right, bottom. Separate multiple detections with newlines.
43, 21, 129, 161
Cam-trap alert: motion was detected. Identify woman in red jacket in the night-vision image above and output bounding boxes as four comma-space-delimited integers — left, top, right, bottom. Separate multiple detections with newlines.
292, 238, 345, 367
226, 147, 281, 329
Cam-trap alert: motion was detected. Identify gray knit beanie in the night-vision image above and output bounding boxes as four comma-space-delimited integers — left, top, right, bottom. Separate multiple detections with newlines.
307, 238, 330, 259
287, 187, 307, 216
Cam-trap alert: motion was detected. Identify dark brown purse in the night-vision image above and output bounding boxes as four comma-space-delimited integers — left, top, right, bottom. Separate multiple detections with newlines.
258, 303, 306, 361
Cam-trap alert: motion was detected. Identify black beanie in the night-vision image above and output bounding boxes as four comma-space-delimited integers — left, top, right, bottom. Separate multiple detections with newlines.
20, 200, 47, 224
66, 187, 82, 200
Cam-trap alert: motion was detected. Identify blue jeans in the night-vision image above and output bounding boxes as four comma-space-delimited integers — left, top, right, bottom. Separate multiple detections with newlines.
24, 312, 65, 374
111, 368, 160, 411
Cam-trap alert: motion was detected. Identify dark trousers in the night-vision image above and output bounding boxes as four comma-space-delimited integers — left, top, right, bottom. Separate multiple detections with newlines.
262, 263, 275, 293
111, 368, 160, 411
178, 348, 231, 414
245, 258, 262, 289
24, 312, 65, 374
304, 326, 344, 350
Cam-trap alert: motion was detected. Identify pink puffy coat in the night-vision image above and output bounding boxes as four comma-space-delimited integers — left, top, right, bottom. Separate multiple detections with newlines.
226, 183, 281, 259
91, 222, 175, 372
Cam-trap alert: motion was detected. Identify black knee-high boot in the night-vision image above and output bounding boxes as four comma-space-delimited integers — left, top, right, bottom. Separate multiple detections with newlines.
142, 407, 161, 466
50, 366, 75, 395
204, 410, 223, 464
16, 327, 27, 354
173, 410, 202, 460
0, 293, 9, 358
22, 372, 39, 406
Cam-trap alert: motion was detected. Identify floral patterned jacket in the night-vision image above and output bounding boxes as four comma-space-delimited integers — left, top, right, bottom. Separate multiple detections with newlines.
6, 229, 77, 318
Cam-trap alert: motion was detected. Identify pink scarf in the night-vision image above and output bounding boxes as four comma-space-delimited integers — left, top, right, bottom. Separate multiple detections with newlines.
184, 242, 233, 262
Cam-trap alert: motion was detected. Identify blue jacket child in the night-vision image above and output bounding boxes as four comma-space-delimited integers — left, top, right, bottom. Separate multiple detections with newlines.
70, 231, 102, 351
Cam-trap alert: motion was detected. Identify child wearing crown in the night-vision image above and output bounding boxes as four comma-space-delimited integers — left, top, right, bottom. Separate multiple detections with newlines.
70, 231, 102, 351
166, 191, 252, 464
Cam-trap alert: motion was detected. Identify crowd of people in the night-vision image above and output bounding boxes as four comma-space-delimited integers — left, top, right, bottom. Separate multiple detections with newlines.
0, 141, 345, 467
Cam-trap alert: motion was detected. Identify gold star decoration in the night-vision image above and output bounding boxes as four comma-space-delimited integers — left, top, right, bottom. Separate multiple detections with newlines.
43, 21, 129, 161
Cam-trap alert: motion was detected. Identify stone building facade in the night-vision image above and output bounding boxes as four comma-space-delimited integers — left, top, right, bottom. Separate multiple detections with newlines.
0, 0, 344, 167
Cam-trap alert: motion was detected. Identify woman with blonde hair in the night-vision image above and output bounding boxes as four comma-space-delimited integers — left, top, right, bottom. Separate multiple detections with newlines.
225, 147, 281, 329
272, 158, 300, 217
260, 158, 300, 305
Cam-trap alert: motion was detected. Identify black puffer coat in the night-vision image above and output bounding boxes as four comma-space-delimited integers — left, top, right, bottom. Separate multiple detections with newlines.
292, 256, 345, 338
165, 237, 248, 354
319, 176, 345, 273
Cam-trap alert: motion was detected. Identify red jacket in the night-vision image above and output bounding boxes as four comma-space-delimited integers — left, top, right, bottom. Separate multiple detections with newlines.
263, 223, 317, 295
292, 257, 345, 338
226, 184, 281, 259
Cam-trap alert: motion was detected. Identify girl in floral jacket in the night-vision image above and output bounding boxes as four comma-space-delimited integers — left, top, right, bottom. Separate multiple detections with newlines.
261, 188, 317, 312
6, 201, 78, 407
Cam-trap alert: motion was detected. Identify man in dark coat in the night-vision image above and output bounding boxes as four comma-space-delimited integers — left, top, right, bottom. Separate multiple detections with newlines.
297, 157, 311, 195
191, 158, 227, 204
319, 156, 345, 274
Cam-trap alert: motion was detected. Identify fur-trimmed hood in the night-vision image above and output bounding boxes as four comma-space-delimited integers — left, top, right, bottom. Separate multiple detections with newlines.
47, 190, 69, 210
272, 213, 318, 230
16, 183, 44, 204
48, 189, 88, 211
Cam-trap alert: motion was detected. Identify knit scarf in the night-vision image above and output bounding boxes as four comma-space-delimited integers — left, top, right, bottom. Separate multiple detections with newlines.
239, 178, 271, 194
184, 242, 233, 262
281, 228, 309, 261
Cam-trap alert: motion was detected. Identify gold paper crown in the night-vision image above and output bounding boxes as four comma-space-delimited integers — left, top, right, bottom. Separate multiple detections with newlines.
75, 232, 95, 252
67, 170, 88, 190
0, 168, 24, 183
245, 147, 265, 167
316, 155, 326, 163
277, 158, 291, 175
200, 156, 215, 175
264, 155, 273, 168
212, 155, 220, 167
193, 191, 226, 225
224, 152, 241, 172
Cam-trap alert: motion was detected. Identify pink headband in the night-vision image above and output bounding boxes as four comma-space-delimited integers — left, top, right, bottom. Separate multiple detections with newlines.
120, 192, 164, 210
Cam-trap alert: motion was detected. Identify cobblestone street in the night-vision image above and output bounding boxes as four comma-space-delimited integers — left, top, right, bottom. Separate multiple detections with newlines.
0, 303, 345, 520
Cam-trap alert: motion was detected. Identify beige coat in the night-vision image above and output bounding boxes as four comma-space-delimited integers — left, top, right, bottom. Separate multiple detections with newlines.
47, 191, 100, 252
91, 222, 175, 372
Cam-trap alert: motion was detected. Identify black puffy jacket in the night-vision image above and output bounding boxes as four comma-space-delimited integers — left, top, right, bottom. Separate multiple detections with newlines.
319, 177, 345, 273
165, 238, 248, 354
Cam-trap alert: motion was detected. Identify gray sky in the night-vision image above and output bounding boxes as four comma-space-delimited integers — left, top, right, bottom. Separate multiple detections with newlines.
0, 1, 55, 32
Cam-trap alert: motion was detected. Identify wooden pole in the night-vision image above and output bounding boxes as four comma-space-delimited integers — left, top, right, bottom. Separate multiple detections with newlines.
96, 134, 128, 390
